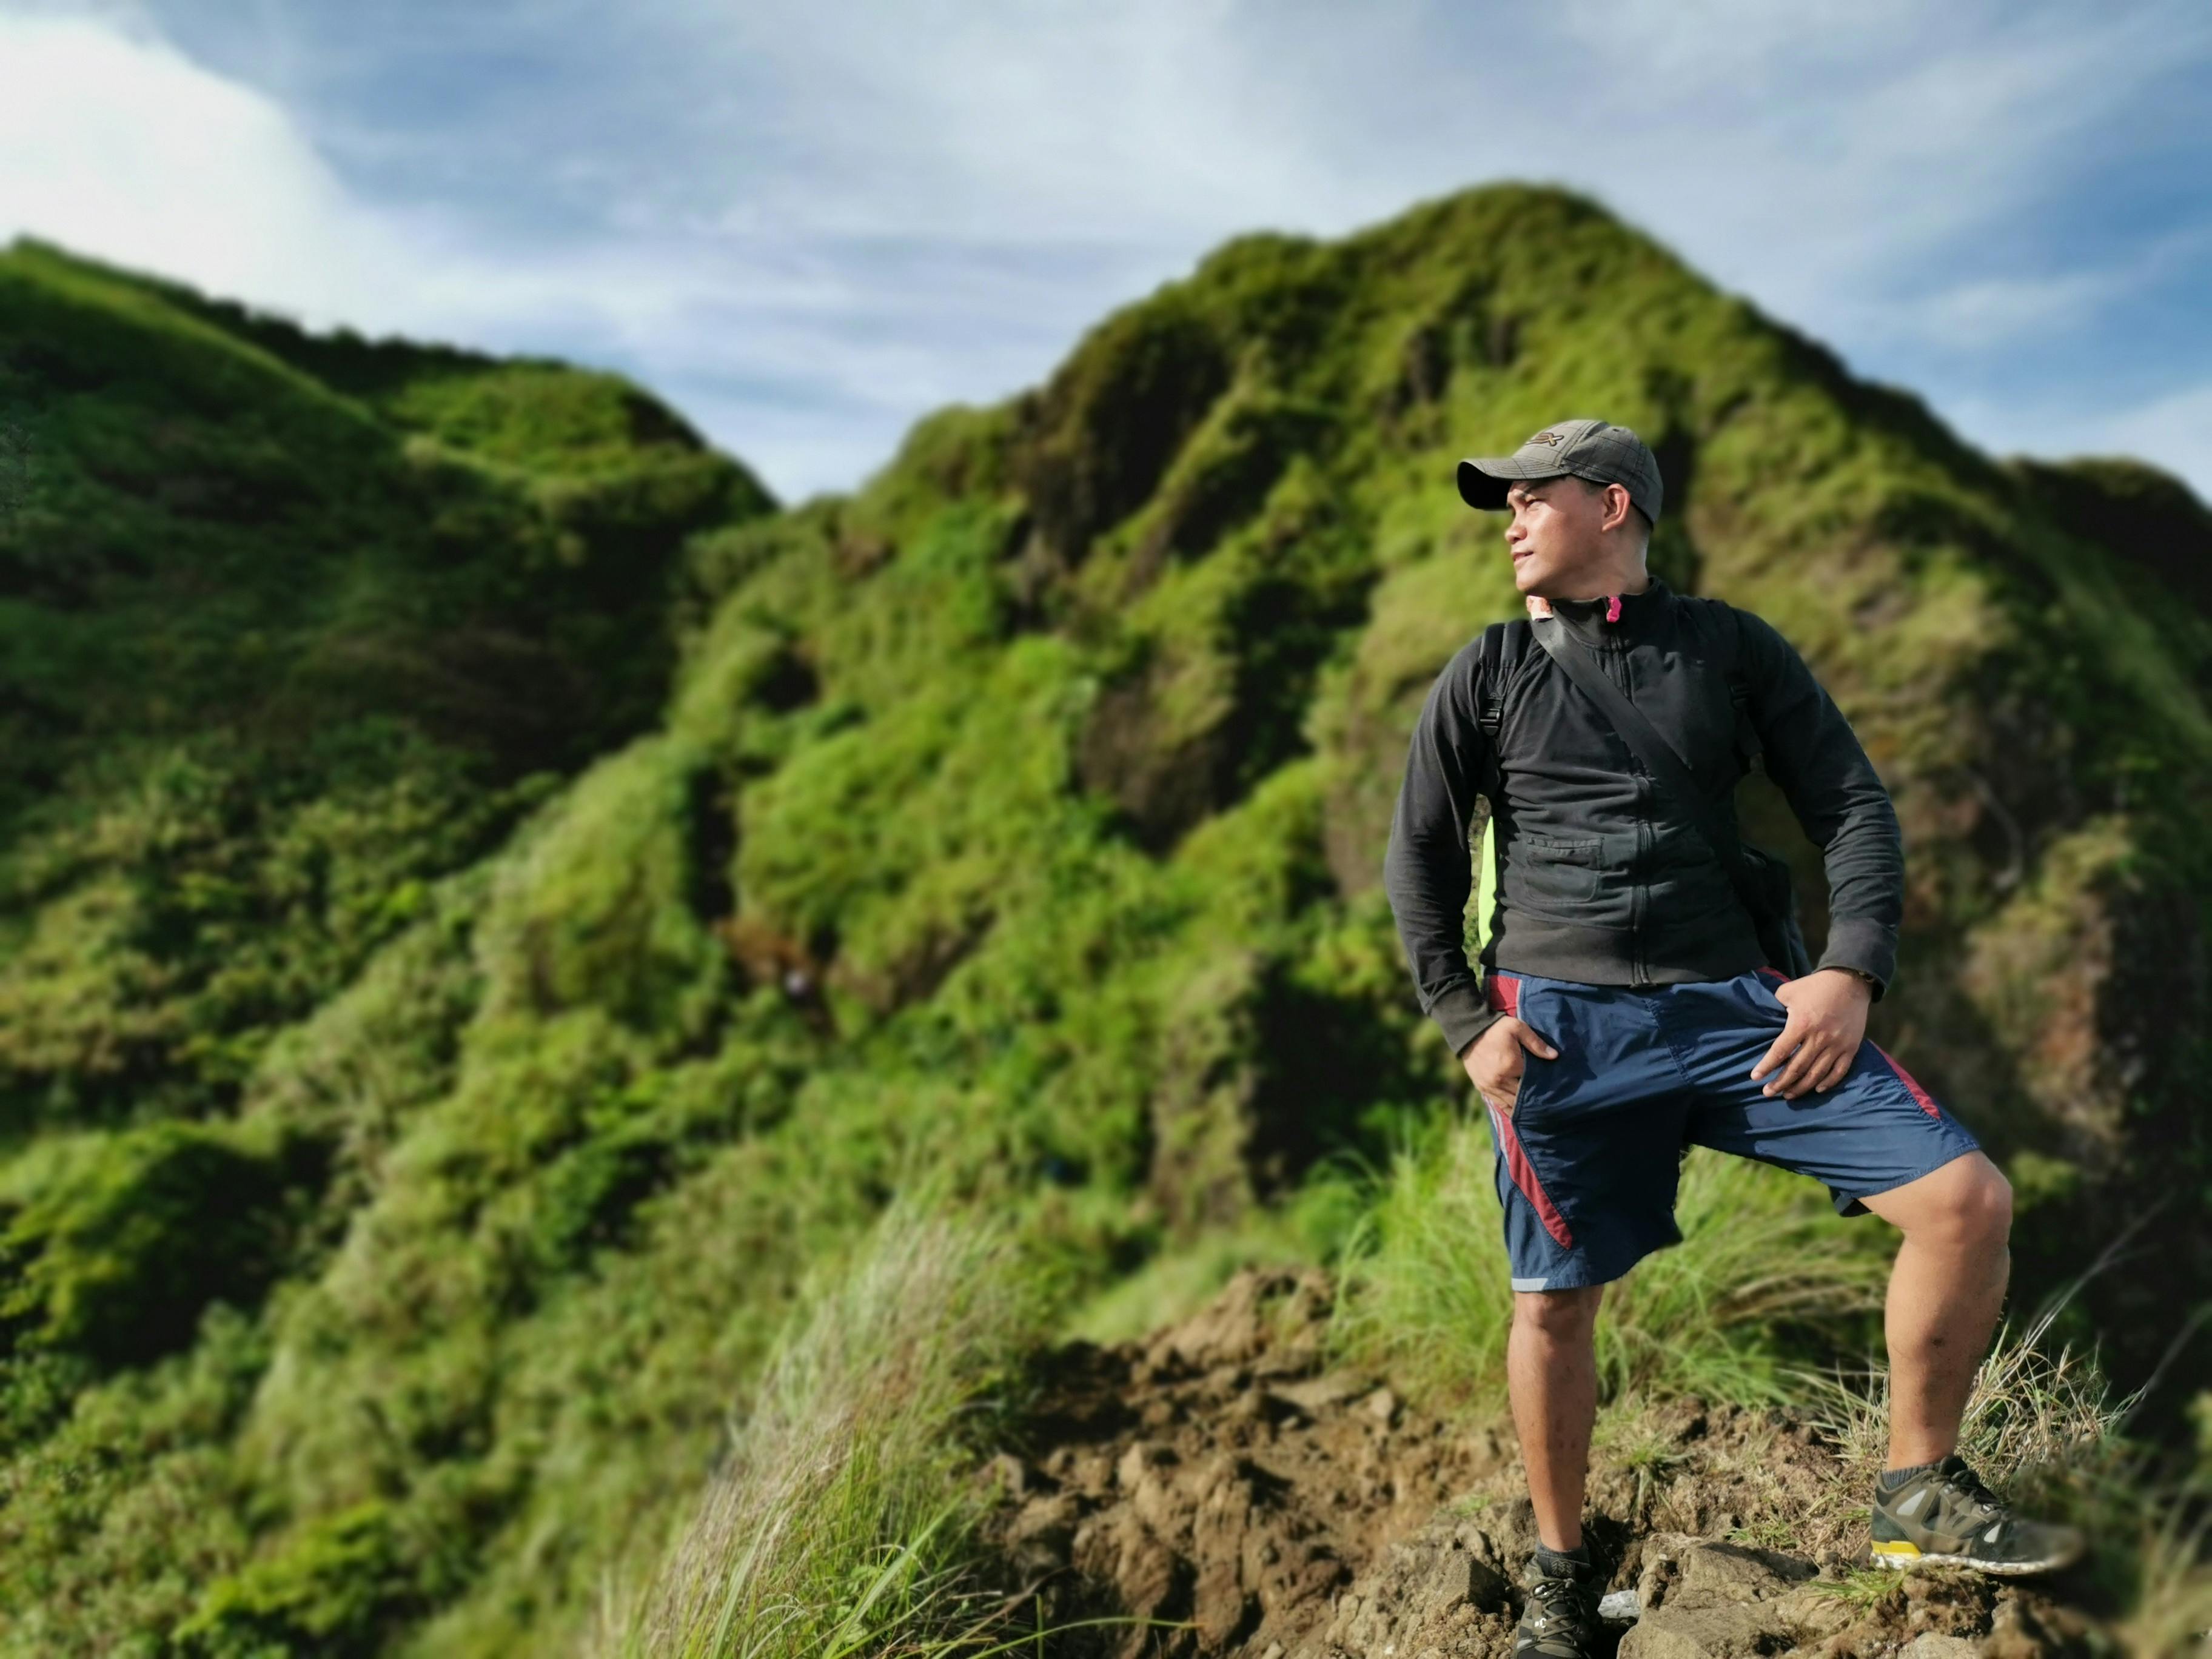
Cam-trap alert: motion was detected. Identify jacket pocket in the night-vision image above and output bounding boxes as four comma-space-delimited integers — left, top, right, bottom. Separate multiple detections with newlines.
1514, 834, 1603, 908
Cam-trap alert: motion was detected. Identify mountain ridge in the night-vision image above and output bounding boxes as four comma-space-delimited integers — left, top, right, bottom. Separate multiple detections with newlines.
0, 183, 2207, 1654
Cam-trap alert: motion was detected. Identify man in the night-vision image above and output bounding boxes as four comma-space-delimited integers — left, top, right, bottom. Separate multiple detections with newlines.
1381, 419, 2082, 1659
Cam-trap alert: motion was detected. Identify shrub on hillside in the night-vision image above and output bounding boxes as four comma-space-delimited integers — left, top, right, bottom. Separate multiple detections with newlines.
0, 1121, 292, 1367
170, 1501, 414, 1659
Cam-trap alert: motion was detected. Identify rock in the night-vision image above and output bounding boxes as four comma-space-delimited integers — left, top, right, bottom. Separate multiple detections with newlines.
1116, 1440, 1175, 1490
1295, 1518, 1515, 1655
1416, 1538, 1509, 1614
1678, 1541, 1817, 1606
1155, 1268, 1321, 1370
1362, 1386, 1400, 1427
1779, 1582, 1863, 1641
1621, 1536, 1825, 1658
1621, 1602, 1806, 1659
1901, 1638, 1982, 1659
1082, 1517, 1190, 1659
1004, 1492, 1081, 1574
1619, 1612, 1746, 1659
1191, 1460, 1260, 1645
1600, 1589, 1642, 1623
1636, 1533, 1815, 1609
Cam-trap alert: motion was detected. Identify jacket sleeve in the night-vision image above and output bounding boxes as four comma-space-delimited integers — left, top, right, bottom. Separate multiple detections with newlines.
1731, 608, 1905, 997
1382, 638, 1502, 1057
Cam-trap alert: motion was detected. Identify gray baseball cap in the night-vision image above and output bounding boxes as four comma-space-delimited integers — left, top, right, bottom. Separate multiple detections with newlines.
1456, 418, 1663, 526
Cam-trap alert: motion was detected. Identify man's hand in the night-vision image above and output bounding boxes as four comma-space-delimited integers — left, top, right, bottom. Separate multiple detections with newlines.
1461, 1016, 1559, 1114
1751, 968, 1872, 1099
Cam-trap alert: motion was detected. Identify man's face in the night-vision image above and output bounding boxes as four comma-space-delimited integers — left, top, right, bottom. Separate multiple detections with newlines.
1503, 475, 1607, 597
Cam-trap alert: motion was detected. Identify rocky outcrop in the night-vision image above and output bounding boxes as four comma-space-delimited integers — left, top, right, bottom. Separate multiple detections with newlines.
985, 1269, 1506, 1656
985, 1271, 2106, 1658
1289, 1515, 1519, 1657
1611, 1534, 2092, 1659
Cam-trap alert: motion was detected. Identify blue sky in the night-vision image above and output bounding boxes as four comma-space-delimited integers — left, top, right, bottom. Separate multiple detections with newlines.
2, 0, 2210, 505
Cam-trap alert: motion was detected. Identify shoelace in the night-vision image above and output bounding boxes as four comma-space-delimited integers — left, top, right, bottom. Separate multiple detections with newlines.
1940, 1461, 2014, 1541
1526, 1571, 1598, 1637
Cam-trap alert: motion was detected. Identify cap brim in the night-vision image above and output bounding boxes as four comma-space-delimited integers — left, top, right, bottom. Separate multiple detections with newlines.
1456, 455, 1569, 510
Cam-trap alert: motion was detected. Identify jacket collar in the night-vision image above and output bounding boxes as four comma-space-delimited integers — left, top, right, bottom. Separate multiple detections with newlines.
1539, 572, 1672, 646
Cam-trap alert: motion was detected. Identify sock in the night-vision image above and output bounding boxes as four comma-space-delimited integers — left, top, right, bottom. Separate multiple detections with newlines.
1878, 1458, 1942, 1492
1535, 1541, 1590, 1577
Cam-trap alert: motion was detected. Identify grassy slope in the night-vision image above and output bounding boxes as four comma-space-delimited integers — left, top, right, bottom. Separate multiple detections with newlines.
2, 186, 2210, 1654
0, 237, 773, 1134
0, 240, 774, 1649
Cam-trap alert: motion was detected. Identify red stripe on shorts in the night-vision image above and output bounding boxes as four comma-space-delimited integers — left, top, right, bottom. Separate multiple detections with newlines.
1871, 1042, 1942, 1119
1761, 967, 1938, 1118
1488, 1102, 1574, 1250
1479, 974, 1567, 1246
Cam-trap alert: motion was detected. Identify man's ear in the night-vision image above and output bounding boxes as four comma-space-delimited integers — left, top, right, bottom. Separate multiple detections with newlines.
1601, 482, 1635, 535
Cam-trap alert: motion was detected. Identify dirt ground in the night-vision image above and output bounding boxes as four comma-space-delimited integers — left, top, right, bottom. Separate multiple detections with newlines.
978, 1268, 2106, 1658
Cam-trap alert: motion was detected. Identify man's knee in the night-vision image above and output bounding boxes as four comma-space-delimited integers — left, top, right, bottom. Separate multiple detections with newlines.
1513, 1284, 1604, 1340
1886, 1152, 2012, 1252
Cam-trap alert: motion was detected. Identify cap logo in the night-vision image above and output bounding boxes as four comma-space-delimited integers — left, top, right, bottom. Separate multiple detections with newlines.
1529, 431, 1563, 446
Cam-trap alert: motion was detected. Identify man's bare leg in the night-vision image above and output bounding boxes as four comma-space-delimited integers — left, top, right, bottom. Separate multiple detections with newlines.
1856, 1151, 2013, 1467
1508, 1284, 1605, 1552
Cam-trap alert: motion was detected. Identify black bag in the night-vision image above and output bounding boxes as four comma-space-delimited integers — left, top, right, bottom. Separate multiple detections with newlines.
1526, 612, 1815, 979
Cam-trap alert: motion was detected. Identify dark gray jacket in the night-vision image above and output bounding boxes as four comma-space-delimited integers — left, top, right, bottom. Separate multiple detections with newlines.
1381, 575, 1903, 1059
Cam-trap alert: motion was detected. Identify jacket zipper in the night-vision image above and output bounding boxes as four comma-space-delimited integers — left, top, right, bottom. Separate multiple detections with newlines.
1609, 637, 1651, 987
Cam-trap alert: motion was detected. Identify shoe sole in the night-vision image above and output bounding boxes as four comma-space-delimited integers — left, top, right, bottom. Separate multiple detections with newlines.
1869, 1538, 2085, 1575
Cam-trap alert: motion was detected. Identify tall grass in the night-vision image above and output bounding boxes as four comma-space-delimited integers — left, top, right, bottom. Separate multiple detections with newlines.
1328, 1116, 1891, 1412
1806, 1258, 2212, 1647
1805, 1293, 2132, 1494
596, 1196, 1053, 1659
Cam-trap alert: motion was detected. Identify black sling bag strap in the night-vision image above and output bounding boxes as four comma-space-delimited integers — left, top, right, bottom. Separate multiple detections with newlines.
1527, 613, 1814, 977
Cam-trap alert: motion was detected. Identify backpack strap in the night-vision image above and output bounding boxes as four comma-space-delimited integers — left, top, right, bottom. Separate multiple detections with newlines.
1474, 618, 1537, 803
1484, 603, 1748, 766
1474, 618, 1530, 748
1720, 603, 1763, 769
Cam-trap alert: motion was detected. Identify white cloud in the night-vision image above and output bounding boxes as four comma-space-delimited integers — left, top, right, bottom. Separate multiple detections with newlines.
1510, 2, 2208, 349
0, 12, 703, 338
1885, 271, 2133, 350
623, 0, 2210, 443
0, 8, 993, 493
0, 1, 2207, 501
0, 10, 395, 318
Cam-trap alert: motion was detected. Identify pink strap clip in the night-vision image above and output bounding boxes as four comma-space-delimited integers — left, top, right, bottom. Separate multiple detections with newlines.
1605, 594, 1622, 623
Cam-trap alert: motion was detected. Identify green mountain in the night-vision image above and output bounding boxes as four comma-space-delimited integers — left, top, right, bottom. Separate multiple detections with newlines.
1, 186, 2207, 1655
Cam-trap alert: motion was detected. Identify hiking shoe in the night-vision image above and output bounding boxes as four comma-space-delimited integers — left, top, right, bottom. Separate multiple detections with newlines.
1513, 1550, 1603, 1657
1869, 1454, 2086, 1575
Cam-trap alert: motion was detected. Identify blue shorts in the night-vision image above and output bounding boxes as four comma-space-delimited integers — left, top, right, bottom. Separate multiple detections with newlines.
1481, 965, 1983, 1292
